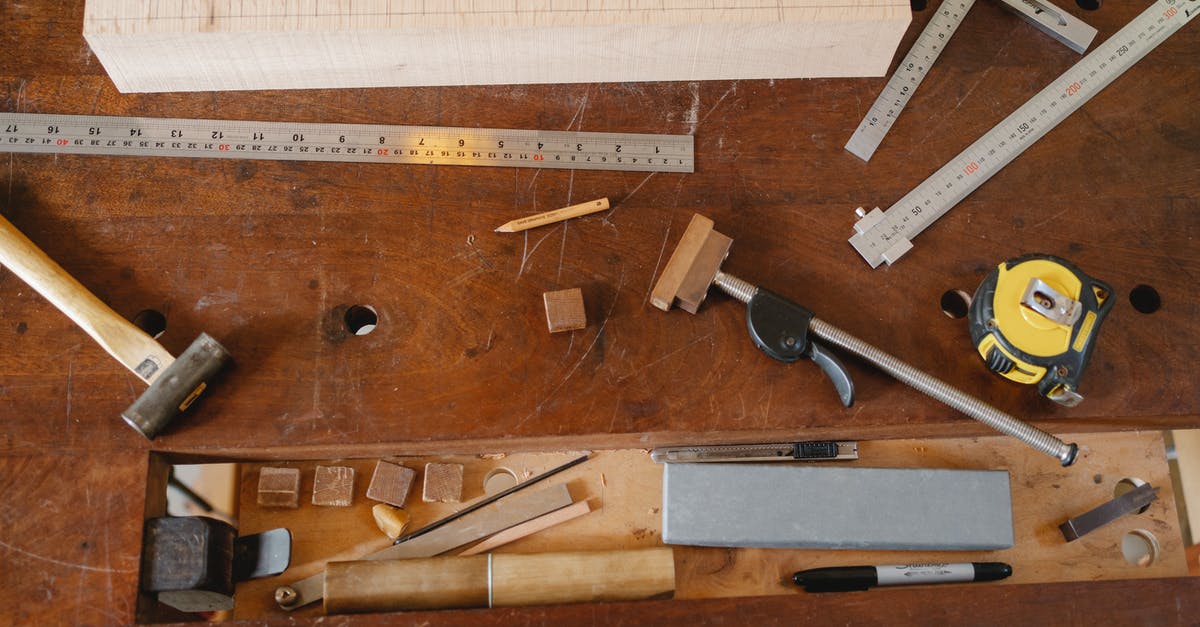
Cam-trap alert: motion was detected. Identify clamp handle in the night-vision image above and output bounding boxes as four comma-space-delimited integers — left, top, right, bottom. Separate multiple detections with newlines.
745, 288, 855, 407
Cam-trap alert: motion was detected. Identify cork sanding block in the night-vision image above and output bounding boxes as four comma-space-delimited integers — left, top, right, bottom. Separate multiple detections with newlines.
662, 463, 1013, 550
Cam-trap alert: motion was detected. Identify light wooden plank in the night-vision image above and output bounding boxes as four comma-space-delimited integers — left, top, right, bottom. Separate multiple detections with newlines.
82, 1, 911, 92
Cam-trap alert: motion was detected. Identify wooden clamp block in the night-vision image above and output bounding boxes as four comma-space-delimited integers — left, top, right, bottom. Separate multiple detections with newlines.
312, 465, 355, 507
423, 462, 465, 503
257, 467, 300, 508
366, 460, 416, 507
543, 288, 586, 333
650, 214, 733, 314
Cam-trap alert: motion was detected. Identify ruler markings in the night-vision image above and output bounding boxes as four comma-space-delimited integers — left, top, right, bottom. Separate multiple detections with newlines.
849, 0, 1197, 268
0, 113, 694, 173
844, 0, 977, 162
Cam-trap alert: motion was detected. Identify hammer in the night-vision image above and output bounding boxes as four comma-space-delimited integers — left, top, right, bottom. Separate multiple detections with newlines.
0, 212, 230, 439
650, 214, 1078, 466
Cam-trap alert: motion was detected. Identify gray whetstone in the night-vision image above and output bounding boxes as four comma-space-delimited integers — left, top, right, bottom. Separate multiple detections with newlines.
663, 463, 1013, 550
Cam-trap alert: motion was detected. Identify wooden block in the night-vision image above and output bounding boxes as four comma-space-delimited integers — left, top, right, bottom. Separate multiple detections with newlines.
312, 465, 355, 507
423, 463, 465, 503
543, 288, 587, 333
82, 2, 910, 92
366, 460, 416, 507
675, 230, 733, 314
650, 214, 714, 311
256, 467, 300, 508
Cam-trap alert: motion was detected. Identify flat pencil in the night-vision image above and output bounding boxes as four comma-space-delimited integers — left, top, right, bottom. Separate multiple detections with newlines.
495, 197, 610, 232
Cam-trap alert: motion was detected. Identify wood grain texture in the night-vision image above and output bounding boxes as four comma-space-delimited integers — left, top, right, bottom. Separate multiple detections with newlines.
257, 466, 300, 508
543, 288, 587, 333
311, 465, 354, 507
1, 0, 1198, 622
365, 460, 416, 507
422, 462, 464, 503
81, 1, 911, 92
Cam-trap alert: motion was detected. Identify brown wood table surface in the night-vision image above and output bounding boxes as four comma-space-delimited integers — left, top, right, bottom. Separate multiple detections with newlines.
2, 2, 1198, 624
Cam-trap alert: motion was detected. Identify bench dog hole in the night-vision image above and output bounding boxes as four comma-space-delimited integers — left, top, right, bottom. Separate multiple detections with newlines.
133, 309, 167, 339
344, 305, 378, 336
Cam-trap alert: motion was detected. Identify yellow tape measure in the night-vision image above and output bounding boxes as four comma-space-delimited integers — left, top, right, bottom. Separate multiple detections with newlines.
968, 254, 1113, 406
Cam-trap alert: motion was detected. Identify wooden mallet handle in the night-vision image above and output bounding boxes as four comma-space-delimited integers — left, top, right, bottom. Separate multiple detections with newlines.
0, 212, 175, 383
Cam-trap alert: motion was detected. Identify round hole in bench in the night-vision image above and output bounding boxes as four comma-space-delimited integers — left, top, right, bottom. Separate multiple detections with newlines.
132, 309, 167, 339
940, 289, 972, 319
1129, 285, 1160, 314
344, 305, 378, 336
1121, 530, 1159, 567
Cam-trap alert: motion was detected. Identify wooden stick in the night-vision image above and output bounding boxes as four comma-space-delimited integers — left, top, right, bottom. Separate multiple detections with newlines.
394, 454, 588, 545
324, 548, 675, 614
494, 198, 609, 232
458, 500, 593, 556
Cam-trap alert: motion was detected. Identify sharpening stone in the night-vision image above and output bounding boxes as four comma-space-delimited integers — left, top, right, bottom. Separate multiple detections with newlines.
662, 463, 1013, 550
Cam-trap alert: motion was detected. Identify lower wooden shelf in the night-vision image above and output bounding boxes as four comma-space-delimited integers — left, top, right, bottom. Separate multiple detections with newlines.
186, 430, 1187, 621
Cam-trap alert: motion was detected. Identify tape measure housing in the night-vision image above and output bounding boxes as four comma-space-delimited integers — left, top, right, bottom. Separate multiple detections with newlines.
968, 254, 1113, 406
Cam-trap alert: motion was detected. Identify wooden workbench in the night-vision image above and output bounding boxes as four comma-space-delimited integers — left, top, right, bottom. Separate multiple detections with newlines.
1, 2, 1198, 624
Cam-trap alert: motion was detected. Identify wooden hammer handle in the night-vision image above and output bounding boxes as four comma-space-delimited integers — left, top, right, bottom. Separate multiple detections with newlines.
0, 213, 174, 383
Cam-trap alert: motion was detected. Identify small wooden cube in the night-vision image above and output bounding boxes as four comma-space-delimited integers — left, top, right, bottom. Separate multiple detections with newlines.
366, 460, 416, 507
543, 288, 586, 333
257, 467, 300, 508
422, 462, 465, 503
312, 465, 355, 507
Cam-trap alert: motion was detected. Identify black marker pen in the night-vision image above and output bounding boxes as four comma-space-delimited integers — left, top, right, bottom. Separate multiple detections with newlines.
792, 562, 1012, 593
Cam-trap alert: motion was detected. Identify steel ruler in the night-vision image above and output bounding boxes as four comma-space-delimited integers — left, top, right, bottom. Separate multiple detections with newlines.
850, 0, 1197, 268
844, 0, 977, 162
0, 113, 694, 173
845, 0, 1097, 162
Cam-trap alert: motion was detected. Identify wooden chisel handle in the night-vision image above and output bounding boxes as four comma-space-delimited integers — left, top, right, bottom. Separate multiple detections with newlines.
324, 548, 676, 614
0, 213, 174, 383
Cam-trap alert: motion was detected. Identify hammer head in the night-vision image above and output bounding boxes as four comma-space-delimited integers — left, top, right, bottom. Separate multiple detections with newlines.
650, 214, 732, 314
122, 333, 231, 439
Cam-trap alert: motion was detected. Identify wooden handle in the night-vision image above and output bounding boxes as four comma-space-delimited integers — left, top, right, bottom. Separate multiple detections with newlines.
491, 547, 675, 607
0, 213, 173, 382
324, 547, 675, 614
325, 555, 489, 613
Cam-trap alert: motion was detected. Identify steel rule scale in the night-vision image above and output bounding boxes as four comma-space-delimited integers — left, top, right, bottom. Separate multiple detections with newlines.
849, 0, 1198, 268
0, 113, 694, 174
